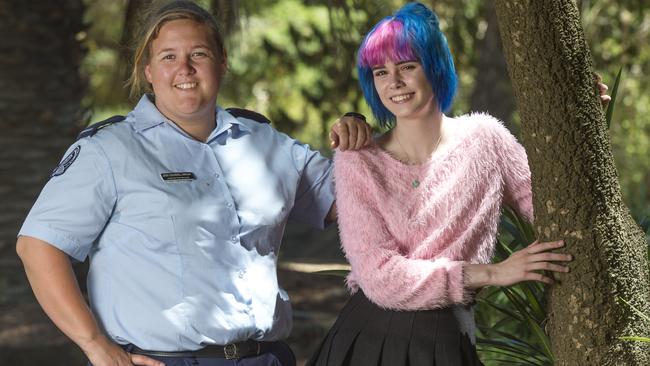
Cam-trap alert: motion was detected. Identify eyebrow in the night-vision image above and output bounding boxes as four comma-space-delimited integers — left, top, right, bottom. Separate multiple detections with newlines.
371, 60, 416, 70
155, 45, 212, 55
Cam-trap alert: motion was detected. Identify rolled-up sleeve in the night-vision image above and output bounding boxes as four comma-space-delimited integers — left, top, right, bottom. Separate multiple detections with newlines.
18, 138, 117, 261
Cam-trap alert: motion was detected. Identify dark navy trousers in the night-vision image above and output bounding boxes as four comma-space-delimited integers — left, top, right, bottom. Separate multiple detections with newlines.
87, 342, 296, 366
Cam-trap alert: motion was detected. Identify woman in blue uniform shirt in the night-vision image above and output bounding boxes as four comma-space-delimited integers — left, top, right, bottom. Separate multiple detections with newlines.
15, 1, 370, 366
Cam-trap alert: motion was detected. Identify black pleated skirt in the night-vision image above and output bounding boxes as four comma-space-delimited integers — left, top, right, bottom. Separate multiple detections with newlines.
307, 291, 484, 366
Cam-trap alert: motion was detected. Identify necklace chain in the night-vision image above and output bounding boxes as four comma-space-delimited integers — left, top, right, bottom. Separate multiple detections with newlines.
393, 129, 443, 188
393, 129, 442, 165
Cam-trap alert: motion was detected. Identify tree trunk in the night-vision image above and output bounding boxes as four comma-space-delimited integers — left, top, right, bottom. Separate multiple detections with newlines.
112, 0, 152, 104
211, 0, 239, 40
494, 1, 650, 365
0, 0, 86, 253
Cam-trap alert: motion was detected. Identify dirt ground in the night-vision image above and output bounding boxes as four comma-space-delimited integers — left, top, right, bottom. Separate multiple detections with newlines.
0, 223, 350, 365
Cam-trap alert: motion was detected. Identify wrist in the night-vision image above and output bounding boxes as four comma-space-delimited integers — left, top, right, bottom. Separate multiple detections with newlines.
464, 263, 495, 289
465, 264, 499, 289
77, 331, 110, 355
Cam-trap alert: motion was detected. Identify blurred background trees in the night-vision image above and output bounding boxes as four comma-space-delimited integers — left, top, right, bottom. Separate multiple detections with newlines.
1, 0, 648, 364
81, 0, 648, 222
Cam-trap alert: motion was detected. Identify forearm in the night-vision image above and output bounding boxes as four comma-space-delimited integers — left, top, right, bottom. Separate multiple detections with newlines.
464, 263, 496, 289
16, 236, 106, 352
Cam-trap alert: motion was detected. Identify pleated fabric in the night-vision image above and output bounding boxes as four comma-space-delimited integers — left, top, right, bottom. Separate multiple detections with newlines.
307, 291, 484, 366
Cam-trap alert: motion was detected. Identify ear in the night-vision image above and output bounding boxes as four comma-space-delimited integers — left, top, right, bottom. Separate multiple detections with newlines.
145, 64, 153, 84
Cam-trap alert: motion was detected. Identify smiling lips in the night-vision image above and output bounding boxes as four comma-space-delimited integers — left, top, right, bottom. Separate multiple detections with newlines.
390, 93, 414, 103
175, 82, 198, 90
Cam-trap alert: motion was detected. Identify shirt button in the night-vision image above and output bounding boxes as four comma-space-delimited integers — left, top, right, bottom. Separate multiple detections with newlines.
214, 173, 220, 178
226, 202, 232, 208
231, 236, 237, 242
238, 270, 246, 279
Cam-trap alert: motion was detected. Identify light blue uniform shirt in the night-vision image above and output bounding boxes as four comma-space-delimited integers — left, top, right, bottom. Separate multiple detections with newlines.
19, 95, 334, 351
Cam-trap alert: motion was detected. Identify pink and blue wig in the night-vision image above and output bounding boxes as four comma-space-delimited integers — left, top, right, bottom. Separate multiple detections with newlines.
357, 2, 457, 128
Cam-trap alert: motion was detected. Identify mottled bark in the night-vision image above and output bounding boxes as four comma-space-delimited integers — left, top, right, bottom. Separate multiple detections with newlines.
494, 1, 650, 365
0, 0, 87, 253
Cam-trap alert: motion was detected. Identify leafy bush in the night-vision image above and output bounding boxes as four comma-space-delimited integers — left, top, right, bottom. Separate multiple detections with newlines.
475, 207, 552, 366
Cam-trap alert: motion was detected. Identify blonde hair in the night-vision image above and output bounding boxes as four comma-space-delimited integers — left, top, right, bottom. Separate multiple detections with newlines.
127, 0, 225, 98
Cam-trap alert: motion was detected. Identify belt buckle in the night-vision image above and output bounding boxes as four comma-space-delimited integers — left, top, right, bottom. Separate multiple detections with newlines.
224, 343, 239, 360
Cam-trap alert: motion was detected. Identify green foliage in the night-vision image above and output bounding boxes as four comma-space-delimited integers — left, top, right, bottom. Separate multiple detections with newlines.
81, 0, 129, 110
475, 208, 552, 366
313, 269, 349, 278
620, 336, 650, 342
605, 67, 650, 244
581, 1, 650, 223
220, 0, 392, 149
603, 67, 649, 243
605, 67, 622, 129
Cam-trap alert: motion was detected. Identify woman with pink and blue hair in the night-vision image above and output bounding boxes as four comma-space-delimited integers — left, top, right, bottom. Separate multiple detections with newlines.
308, 2, 581, 365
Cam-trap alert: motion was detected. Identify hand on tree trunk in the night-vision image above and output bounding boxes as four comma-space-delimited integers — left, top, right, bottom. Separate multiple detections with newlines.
493, 240, 572, 286
465, 240, 572, 288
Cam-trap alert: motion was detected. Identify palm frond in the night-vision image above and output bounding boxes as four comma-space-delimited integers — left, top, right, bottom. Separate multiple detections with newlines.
605, 67, 623, 129
619, 336, 650, 343
312, 269, 350, 277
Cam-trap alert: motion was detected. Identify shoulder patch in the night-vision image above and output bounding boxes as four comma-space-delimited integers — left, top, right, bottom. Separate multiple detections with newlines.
226, 108, 271, 124
51, 145, 81, 178
76, 115, 126, 140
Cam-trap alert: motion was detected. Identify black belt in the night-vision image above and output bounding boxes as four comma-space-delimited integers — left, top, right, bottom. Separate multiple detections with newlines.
129, 340, 279, 360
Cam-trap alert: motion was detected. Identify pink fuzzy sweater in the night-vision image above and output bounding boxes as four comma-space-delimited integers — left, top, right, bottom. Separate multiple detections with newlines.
334, 113, 533, 310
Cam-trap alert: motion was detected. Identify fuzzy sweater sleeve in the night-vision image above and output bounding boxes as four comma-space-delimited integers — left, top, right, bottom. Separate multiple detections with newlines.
334, 150, 469, 310
490, 119, 534, 222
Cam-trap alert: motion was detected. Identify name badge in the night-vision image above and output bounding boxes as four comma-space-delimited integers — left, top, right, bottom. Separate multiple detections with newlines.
160, 172, 196, 181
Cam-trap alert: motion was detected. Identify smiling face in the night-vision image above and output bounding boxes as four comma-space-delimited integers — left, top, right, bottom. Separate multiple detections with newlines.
372, 60, 438, 122
145, 19, 226, 125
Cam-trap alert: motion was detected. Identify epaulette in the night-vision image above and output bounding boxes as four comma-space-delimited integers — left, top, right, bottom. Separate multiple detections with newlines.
226, 108, 271, 124
76, 115, 126, 141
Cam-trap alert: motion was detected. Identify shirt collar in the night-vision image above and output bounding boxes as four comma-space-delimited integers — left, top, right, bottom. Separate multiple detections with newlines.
206, 107, 253, 144
214, 107, 252, 136
132, 94, 168, 132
